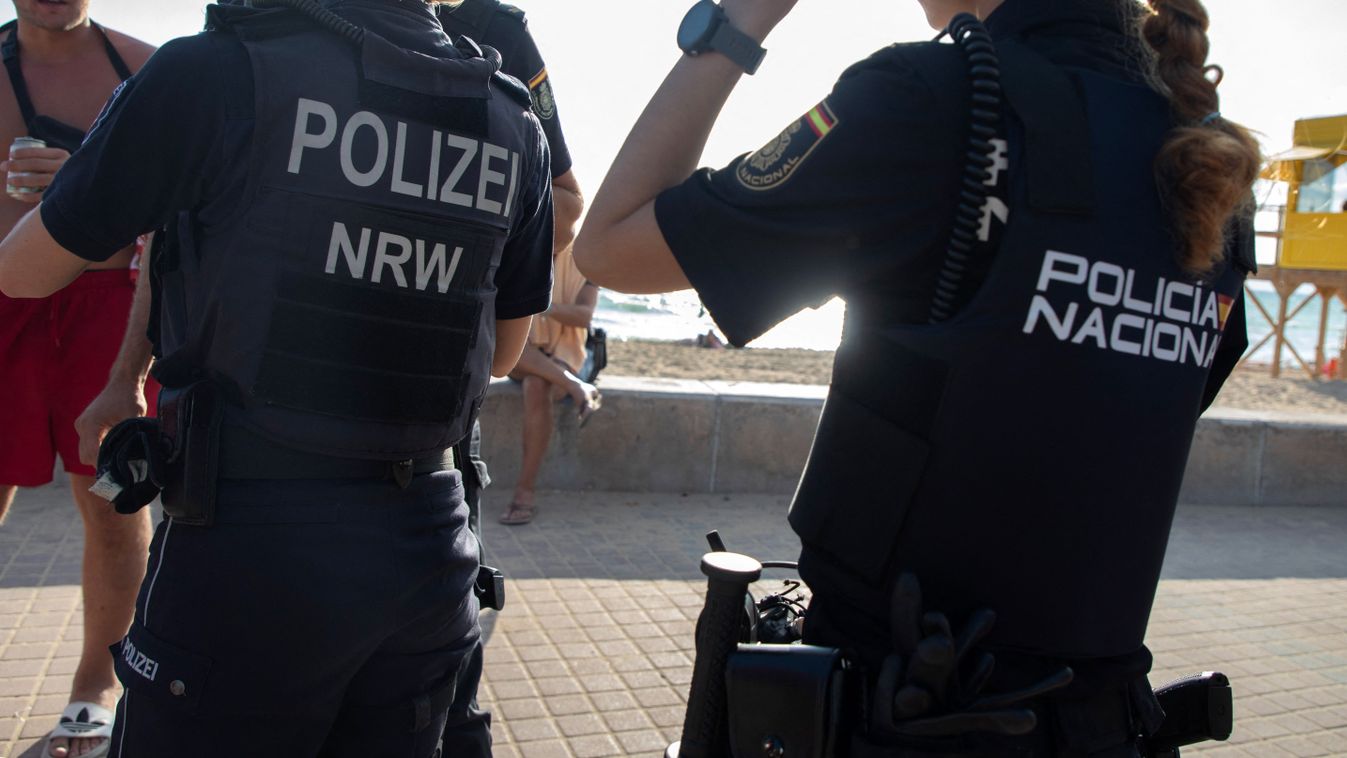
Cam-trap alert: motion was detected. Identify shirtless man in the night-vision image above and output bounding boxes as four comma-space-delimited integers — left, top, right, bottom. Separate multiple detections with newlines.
0, 2, 153, 756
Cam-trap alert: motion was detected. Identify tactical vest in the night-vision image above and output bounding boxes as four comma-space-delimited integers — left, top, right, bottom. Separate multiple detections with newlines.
790, 43, 1249, 659
156, 7, 536, 459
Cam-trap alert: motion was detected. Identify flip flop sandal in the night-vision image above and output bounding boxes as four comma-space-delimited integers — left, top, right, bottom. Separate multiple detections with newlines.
498, 502, 535, 525
48, 701, 114, 758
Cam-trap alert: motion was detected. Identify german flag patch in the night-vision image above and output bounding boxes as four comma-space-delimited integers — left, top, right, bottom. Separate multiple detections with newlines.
735, 101, 839, 192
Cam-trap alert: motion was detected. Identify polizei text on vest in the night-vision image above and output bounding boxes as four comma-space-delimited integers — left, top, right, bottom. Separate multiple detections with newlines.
288, 98, 522, 219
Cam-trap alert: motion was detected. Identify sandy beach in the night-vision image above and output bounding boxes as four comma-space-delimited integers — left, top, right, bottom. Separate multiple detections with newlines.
606, 338, 1347, 415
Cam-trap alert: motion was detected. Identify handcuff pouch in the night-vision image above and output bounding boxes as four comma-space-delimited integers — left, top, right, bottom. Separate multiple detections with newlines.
158, 382, 224, 527
726, 644, 847, 758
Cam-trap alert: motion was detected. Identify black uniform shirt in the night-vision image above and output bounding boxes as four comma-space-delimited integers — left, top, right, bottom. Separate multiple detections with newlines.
41, 0, 555, 321
655, 0, 1247, 398
439, 0, 572, 178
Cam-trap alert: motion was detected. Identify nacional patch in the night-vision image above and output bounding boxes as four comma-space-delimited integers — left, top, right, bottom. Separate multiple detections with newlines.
528, 68, 556, 120
735, 101, 838, 191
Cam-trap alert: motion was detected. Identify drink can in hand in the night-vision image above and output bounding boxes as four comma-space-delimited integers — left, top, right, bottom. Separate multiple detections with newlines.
8, 136, 47, 199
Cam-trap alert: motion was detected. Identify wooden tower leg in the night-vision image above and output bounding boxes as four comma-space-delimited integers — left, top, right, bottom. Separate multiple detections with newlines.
1271, 281, 1296, 379
1315, 287, 1336, 376
1338, 290, 1347, 381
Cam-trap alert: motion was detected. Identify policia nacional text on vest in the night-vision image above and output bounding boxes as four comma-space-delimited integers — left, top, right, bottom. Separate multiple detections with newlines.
788, 36, 1252, 661
148, 0, 538, 476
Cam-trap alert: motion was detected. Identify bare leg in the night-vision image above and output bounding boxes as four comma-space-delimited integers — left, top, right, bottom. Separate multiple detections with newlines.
512, 347, 598, 410
48, 475, 152, 758
513, 375, 554, 509
0, 485, 14, 526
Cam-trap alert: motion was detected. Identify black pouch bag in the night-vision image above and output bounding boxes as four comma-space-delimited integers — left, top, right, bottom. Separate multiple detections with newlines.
584, 327, 607, 383
158, 382, 225, 527
726, 644, 847, 758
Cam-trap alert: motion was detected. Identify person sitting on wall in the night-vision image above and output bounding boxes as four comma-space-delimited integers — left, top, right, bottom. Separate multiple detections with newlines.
499, 244, 601, 526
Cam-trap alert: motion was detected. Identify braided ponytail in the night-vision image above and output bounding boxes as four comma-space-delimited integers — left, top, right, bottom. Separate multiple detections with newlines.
1141, 0, 1261, 277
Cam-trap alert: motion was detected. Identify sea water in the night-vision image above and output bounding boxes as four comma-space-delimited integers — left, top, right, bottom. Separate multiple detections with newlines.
595, 283, 1347, 370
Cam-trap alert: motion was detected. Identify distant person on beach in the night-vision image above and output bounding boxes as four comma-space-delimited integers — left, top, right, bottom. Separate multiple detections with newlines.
437, 0, 586, 752
577, 0, 1259, 752
498, 245, 601, 526
436, 0, 585, 531
0, 1, 153, 755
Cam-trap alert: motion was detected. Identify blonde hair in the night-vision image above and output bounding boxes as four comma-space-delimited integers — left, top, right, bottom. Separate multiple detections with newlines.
1140, 0, 1261, 277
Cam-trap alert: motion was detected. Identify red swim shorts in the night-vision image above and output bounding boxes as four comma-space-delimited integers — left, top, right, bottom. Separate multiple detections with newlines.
0, 269, 160, 486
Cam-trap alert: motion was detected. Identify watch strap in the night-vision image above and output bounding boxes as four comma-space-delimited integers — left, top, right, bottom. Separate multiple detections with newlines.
708, 19, 765, 75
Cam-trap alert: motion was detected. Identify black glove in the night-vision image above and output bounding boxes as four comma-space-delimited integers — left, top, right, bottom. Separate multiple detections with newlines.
90, 417, 168, 514
869, 573, 1074, 741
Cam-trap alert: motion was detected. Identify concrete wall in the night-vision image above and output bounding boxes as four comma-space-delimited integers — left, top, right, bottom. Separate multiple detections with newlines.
479, 377, 1347, 507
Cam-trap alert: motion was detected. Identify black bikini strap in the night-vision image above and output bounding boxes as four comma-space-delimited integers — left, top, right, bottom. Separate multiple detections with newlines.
1, 20, 133, 122
92, 22, 133, 82
1, 21, 38, 126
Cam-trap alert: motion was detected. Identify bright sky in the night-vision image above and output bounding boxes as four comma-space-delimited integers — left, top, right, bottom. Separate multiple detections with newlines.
2, 0, 1345, 195
1, 1, 1342, 349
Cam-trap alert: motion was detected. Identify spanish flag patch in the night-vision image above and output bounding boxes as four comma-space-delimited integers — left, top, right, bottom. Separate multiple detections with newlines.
735, 100, 840, 192
1217, 294, 1234, 330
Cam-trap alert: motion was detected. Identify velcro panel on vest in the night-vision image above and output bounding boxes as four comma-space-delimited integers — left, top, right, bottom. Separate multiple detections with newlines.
359, 32, 494, 137
246, 188, 501, 424
255, 273, 481, 424
997, 42, 1094, 215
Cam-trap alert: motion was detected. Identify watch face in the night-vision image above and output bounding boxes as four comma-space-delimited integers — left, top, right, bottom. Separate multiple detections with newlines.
678, 1, 720, 52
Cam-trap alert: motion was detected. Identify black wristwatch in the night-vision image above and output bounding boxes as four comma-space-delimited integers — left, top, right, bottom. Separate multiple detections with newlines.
677, 0, 766, 75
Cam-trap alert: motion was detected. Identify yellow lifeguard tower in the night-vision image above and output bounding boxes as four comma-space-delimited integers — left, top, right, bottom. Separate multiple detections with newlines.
1249, 114, 1347, 379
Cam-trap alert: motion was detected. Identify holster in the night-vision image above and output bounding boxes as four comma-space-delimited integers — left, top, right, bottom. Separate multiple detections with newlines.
726, 644, 847, 758
158, 382, 225, 527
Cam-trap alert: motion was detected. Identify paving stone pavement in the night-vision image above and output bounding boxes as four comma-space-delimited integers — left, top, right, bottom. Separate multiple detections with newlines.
1, 483, 1345, 757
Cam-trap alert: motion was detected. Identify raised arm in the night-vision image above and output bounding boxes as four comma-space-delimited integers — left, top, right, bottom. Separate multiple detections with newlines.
573, 1, 796, 293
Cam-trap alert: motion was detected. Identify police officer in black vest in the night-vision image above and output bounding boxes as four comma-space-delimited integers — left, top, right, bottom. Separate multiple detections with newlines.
576, 0, 1260, 753
0, 0, 555, 755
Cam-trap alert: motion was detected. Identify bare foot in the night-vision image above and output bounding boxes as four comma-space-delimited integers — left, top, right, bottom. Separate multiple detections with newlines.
49, 694, 117, 758
499, 490, 537, 526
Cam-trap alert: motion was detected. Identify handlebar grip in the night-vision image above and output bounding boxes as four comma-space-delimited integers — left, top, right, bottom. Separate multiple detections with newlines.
677, 552, 762, 758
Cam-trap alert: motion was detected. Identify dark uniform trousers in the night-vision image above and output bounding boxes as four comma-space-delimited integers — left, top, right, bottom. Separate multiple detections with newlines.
108, 471, 486, 757
441, 419, 495, 756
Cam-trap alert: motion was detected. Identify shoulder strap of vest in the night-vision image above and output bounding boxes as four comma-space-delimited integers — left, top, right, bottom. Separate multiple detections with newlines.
1, 21, 38, 126
491, 70, 531, 108
996, 40, 1095, 215
443, 0, 503, 41
446, 31, 529, 109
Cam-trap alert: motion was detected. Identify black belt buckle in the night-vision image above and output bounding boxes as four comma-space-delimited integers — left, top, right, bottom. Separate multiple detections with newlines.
392, 459, 414, 490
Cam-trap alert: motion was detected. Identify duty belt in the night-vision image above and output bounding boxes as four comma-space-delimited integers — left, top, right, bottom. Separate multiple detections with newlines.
216, 423, 455, 484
